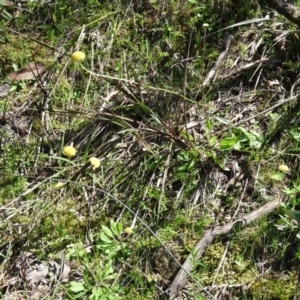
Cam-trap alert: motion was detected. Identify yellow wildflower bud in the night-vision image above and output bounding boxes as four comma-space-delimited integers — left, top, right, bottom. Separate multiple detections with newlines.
55, 182, 65, 189
89, 157, 100, 170
71, 51, 86, 62
62, 146, 76, 158
124, 227, 133, 234
278, 165, 290, 173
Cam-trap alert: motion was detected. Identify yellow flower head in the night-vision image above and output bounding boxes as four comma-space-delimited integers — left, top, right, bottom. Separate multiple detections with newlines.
124, 227, 133, 234
55, 182, 65, 189
62, 145, 76, 158
71, 51, 86, 62
278, 164, 290, 173
89, 157, 100, 170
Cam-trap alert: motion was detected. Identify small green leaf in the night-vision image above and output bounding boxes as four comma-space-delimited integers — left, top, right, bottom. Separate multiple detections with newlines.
209, 136, 217, 147
116, 222, 123, 235
178, 151, 189, 161
289, 129, 300, 142
270, 173, 284, 181
207, 151, 225, 169
234, 127, 262, 149
282, 208, 300, 223
206, 119, 214, 131
100, 232, 113, 243
181, 130, 194, 141
214, 116, 229, 124
219, 136, 239, 150
176, 163, 189, 172
283, 187, 297, 195
109, 220, 119, 237
102, 225, 114, 238
69, 281, 85, 293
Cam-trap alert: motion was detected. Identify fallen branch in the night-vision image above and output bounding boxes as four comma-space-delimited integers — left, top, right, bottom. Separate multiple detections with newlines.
202, 34, 234, 87
219, 57, 281, 80
267, 0, 300, 27
165, 199, 280, 299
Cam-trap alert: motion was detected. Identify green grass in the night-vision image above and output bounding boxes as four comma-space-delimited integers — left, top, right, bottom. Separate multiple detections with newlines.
2, 0, 300, 299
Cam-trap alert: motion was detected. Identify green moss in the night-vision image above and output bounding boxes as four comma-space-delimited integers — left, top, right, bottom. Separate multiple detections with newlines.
250, 272, 298, 299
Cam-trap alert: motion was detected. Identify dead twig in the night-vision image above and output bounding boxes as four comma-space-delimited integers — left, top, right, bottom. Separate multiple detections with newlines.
220, 57, 281, 81
202, 34, 234, 87
165, 198, 280, 299
216, 94, 299, 135
268, 0, 300, 27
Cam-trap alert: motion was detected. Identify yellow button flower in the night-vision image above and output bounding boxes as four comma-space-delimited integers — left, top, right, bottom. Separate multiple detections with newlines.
71, 51, 86, 62
89, 157, 100, 170
124, 227, 133, 234
278, 165, 290, 173
62, 145, 76, 158
55, 182, 65, 189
